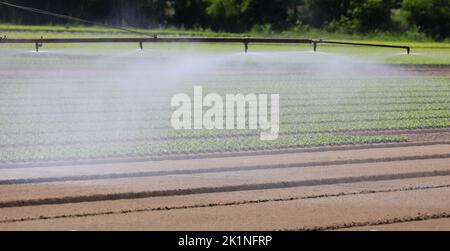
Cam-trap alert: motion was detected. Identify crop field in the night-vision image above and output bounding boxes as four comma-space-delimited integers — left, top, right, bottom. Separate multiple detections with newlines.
0, 33, 450, 230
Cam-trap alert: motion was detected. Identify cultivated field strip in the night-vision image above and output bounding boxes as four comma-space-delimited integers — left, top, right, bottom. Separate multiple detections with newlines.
0, 139, 448, 169
2, 124, 449, 163
1, 162, 450, 211
1, 154, 450, 185
3, 100, 450, 115
1, 176, 450, 230
2, 110, 450, 132
0, 117, 449, 141
3, 105, 450, 123
2, 94, 450, 108
3, 107, 450, 124
3, 90, 450, 103
1, 139, 448, 230
0, 134, 408, 164
0, 139, 449, 169
2, 87, 450, 98
0, 132, 407, 150
1, 180, 449, 226
0, 141, 448, 171
0, 144, 449, 205
0, 143, 449, 182
2, 110, 450, 133
0, 163, 449, 208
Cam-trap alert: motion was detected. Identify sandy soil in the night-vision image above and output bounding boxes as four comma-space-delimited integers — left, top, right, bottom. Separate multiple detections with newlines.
345, 218, 450, 231
0, 142, 449, 231
1, 185, 449, 231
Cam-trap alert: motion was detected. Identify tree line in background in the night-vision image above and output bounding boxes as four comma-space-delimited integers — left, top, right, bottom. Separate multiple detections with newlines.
0, 0, 448, 39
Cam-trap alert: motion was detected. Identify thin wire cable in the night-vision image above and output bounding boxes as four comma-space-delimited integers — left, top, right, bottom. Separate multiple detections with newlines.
0, 1, 156, 37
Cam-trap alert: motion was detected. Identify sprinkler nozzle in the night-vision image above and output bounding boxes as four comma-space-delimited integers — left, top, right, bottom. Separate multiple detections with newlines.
35, 37, 44, 52
35, 42, 43, 52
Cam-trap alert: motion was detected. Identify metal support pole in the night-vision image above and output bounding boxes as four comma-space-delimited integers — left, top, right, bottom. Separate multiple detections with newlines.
313, 41, 317, 52
244, 40, 249, 53
35, 42, 42, 52
35, 36, 43, 52
139, 41, 143, 50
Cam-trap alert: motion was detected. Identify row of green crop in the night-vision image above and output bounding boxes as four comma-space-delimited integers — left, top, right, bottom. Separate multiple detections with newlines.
2, 90, 450, 105
0, 76, 450, 90
2, 86, 449, 95
0, 103, 450, 120
2, 103, 450, 124
0, 134, 406, 163
1, 75, 448, 86
0, 117, 448, 146
1, 85, 448, 95
1, 97, 449, 115
1, 110, 450, 134
0, 87, 450, 102
2, 76, 448, 84
1, 88, 450, 96
2, 93, 450, 107
1, 79, 448, 91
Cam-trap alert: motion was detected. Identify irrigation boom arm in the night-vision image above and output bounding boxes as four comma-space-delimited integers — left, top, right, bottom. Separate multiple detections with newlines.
0, 1, 410, 54
0, 36, 411, 54
316, 40, 410, 54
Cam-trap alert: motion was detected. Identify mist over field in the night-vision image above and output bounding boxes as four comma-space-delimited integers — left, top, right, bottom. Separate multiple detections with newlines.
0, 0, 450, 233
0, 44, 448, 166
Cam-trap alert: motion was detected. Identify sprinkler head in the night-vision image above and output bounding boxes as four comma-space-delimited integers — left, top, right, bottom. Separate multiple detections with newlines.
35, 36, 44, 52
35, 42, 43, 52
